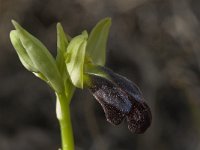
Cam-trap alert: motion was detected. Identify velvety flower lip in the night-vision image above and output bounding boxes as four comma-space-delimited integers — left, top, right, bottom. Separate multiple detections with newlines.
88, 66, 152, 134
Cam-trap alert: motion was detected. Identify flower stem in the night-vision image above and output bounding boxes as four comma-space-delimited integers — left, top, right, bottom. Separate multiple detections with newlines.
56, 93, 75, 150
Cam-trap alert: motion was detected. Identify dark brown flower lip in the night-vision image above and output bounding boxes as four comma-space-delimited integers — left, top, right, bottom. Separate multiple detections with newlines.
89, 75, 132, 113
95, 66, 144, 102
87, 66, 152, 134
126, 99, 152, 133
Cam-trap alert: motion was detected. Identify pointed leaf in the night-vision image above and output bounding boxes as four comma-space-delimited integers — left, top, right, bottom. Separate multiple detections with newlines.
56, 23, 69, 77
12, 20, 63, 93
86, 17, 111, 66
65, 31, 88, 88
10, 30, 38, 72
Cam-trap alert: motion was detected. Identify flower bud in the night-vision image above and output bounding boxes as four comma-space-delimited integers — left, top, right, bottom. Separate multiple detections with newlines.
87, 66, 152, 134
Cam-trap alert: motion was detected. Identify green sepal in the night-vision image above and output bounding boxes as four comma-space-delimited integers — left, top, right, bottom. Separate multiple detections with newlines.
84, 63, 111, 81
65, 31, 88, 89
10, 30, 38, 72
56, 23, 69, 77
12, 20, 63, 93
86, 17, 111, 66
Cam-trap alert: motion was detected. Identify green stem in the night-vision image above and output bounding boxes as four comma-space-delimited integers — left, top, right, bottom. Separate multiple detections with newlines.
56, 93, 75, 150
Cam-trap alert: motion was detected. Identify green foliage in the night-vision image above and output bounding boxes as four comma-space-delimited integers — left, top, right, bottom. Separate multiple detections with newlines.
11, 20, 63, 93
10, 30, 38, 72
10, 18, 111, 90
56, 23, 69, 76
86, 17, 111, 66
56, 23, 75, 100
65, 31, 88, 88
10, 17, 112, 150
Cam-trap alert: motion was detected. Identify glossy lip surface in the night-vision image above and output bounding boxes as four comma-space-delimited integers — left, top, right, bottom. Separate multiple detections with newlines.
88, 66, 152, 134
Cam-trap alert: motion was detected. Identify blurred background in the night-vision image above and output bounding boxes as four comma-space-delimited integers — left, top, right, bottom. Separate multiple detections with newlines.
1, 0, 200, 149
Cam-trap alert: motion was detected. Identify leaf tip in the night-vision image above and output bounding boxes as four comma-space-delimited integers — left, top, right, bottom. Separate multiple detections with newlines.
56, 22, 62, 31
82, 30, 88, 39
102, 17, 112, 26
11, 20, 21, 30
11, 19, 16, 25
105, 17, 112, 22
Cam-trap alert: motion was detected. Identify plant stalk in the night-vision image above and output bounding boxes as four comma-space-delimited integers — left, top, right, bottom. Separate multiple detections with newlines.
56, 93, 74, 150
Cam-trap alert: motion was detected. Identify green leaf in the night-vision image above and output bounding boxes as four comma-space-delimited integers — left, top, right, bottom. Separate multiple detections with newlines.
65, 31, 88, 88
56, 23, 77, 98
10, 30, 38, 72
56, 23, 69, 77
12, 20, 63, 93
86, 17, 111, 66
